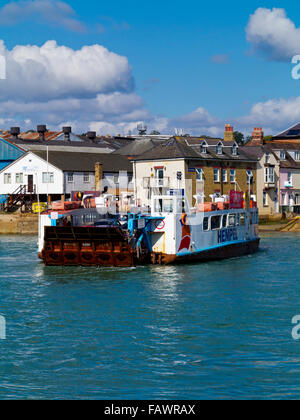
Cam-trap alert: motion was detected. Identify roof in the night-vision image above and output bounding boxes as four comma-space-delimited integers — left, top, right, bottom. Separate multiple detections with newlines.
273, 123, 300, 140
31, 151, 133, 173
113, 137, 164, 156
133, 137, 257, 162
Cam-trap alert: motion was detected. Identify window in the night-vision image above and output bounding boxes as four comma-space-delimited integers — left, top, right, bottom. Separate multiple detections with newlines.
228, 214, 236, 227
280, 150, 286, 160
114, 175, 119, 184
214, 168, 220, 183
216, 144, 223, 155
162, 199, 173, 213
232, 144, 238, 156
295, 151, 300, 161
265, 152, 270, 164
230, 169, 236, 183
42, 172, 54, 183
4, 173, 11, 184
240, 213, 245, 226
67, 173, 74, 183
84, 173, 90, 183
222, 169, 227, 183
246, 170, 253, 184
196, 168, 203, 181
203, 217, 209, 231
222, 214, 227, 228
211, 215, 221, 230
155, 168, 164, 187
288, 172, 293, 184
201, 144, 207, 154
264, 167, 275, 184
15, 173, 23, 184
263, 191, 268, 206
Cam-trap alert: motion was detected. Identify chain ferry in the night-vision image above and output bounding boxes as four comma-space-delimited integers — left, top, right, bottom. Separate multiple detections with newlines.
38, 190, 260, 267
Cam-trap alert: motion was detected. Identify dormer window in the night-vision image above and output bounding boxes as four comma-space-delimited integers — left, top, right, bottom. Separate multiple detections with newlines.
280, 150, 286, 160
216, 142, 223, 155
232, 143, 238, 156
201, 141, 208, 154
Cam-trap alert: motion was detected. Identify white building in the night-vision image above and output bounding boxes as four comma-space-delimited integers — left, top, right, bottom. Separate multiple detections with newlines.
0, 151, 133, 203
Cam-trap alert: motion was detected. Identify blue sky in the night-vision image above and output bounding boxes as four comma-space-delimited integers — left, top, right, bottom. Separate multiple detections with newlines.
0, 0, 299, 135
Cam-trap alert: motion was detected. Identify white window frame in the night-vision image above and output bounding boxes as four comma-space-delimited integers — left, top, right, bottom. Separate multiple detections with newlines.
230, 169, 236, 183
42, 172, 54, 183
263, 191, 268, 206
295, 151, 300, 161
67, 172, 74, 183
83, 173, 90, 183
280, 150, 286, 160
15, 173, 23, 184
222, 168, 227, 183
4, 173, 11, 184
213, 168, 220, 183
264, 167, 275, 184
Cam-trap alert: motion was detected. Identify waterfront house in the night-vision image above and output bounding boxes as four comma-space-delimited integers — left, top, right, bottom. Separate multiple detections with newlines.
0, 150, 133, 206
244, 128, 281, 217
132, 136, 257, 208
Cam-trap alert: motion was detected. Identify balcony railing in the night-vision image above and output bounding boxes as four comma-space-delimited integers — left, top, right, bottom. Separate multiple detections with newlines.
143, 177, 171, 188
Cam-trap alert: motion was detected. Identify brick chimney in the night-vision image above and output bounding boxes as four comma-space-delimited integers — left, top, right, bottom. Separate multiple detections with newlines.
95, 162, 103, 192
251, 127, 264, 146
87, 131, 97, 143
224, 124, 234, 142
10, 127, 20, 141
63, 126, 72, 142
37, 125, 47, 142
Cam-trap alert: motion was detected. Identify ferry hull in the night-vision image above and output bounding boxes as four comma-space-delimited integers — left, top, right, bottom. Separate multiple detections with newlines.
154, 238, 260, 265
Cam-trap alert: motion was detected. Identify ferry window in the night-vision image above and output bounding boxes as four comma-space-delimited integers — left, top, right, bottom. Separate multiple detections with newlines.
228, 214, 236, 227
163, 199, 173, 213
222, 214, 227, 228
177, 199, 185, 214
211, 215, 221, 230
240, 214, 245, 226
203, 217, 209, 231
236, 214, 240, 226
154, 199, 163, 213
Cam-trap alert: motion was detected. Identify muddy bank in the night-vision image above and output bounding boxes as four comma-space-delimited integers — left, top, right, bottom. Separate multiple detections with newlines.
0, 213, 38, 234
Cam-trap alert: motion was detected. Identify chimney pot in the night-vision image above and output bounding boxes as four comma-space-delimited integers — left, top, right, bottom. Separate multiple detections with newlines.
10, 127, 20, 139
37, 125, 47, 142
63, 126, 72, 141
87, 131, 97, 142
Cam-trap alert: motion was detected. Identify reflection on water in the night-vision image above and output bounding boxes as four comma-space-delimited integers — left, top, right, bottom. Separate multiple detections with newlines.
0, 234, 300, 399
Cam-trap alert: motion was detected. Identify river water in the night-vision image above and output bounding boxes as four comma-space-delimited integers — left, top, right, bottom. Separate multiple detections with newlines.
0, 233, 300, 400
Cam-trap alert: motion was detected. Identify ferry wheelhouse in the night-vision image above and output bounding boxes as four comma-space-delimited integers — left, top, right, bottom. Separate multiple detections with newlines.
38, 190, 260, 267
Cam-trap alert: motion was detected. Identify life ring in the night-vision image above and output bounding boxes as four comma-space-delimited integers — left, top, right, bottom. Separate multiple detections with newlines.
155, 219, 165, 230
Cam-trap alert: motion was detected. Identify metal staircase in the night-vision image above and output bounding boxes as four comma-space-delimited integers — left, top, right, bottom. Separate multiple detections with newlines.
1, 185, 37, 213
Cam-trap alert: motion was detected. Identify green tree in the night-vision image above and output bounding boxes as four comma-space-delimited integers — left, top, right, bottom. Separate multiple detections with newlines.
233, 131, 245, 145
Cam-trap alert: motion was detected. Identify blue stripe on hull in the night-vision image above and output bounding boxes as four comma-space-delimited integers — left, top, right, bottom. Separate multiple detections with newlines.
176, 238, 258, 257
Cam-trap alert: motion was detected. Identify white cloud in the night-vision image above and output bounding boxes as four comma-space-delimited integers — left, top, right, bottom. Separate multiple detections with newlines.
236, 96, 300, 132
246, 7, 300, 61
0, 40, 133, 101
0, 0, 86, 32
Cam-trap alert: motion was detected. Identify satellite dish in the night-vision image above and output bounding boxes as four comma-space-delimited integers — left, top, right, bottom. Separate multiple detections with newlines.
137, 123, 147, 135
